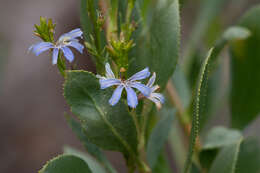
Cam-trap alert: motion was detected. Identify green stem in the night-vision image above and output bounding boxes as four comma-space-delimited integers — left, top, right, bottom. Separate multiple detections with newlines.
57, 51, 66, 78
130, 110, 151, 173
126, 0, 135, 24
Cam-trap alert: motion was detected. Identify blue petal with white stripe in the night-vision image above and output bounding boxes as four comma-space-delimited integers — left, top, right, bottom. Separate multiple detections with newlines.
29, 28, 84, 65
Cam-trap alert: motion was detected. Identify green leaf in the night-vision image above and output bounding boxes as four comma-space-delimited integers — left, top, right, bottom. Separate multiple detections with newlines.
64, 146, 107, 173
65, 114, 117, 173
39, 155, 92, 173
202, 127, 243, 150
129, 0, 180, 89
236, 138, 260, 173
209, 138, 243, 173
199, 127, 243, 170
183, 0, 227, 64
80, 0, 99, 42
169, 121, 187, 173
184, 49, 214, 173
172, 65, 191, 109
146, 108, 175, 169
152, 151, 172, 173
184, 26, 251, 172
230, 5, 260, 129
64, 71, 137, 156
34, 17, 55, 42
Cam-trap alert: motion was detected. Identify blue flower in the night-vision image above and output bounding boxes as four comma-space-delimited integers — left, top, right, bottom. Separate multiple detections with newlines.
29, 28, 84, 64
146, 72, 165, 109
97, 63, 151, 108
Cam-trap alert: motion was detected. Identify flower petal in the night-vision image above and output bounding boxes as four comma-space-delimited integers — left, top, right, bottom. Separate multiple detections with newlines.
130, 82, 151, 97
151, 93, 165, 103
99, 78, 121, 89
151, 85, 160, 92
52, 48, 59, 65
61, 47, 74, 62
109, 85, 124, 106
59, 28, 83, 41
147, 72, 156, 88
30, 42, 54, 56
68, 41, 84, 54
105, 63, 115, 79
125, 86, 138, 108
148, 97, 162, 109
128, 67, 150, 81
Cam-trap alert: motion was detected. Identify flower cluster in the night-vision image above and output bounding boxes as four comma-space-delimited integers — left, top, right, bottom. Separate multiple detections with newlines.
97, 63, 164, 108
29, 28, 84, 64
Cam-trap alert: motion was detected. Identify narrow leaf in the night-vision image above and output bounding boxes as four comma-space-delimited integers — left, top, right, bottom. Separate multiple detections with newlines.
184, 49, 214, 173
184, 26, 251, 172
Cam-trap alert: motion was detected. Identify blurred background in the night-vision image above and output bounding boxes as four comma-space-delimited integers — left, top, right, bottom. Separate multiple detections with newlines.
0, 0, 259, 172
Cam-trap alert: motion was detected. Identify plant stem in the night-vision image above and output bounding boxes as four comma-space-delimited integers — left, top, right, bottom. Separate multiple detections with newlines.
130, 110, 151, 173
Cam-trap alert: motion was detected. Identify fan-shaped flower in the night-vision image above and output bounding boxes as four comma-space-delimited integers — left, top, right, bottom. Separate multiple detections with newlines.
97, 63, 151, 108
146, 72, 165, 109
29, 28, 84, 64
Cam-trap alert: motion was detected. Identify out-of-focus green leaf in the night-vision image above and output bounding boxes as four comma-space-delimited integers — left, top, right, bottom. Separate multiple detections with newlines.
39, 155, 92, 173
199, 127, 243, 171
230, 5, 260, 129
172, 65, 191, 109
188, 26, 251, 130
185, 26, 251, 172
129, 0, 180, 89
236, 138, 260, 173
64, 71, 137, 156
169, 121, 187, 173
147, 108, 175, 169
209, 138, 243, 173
63, 146, 106, 173
152, 152, 172, 173
183, 0, 227, 64
65, 115, 116, 173
202, 127, 243, 150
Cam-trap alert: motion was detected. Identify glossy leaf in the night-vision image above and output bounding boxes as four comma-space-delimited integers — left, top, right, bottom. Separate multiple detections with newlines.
129, 0, 180, 89
230, 5, 260, 129
147, 108, 175, 169
65, 114, 116, 173
209, 138, 243, 173
64, 71, 137, 156
39, 155, 92, 173
64, 146, 107, 173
